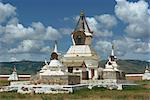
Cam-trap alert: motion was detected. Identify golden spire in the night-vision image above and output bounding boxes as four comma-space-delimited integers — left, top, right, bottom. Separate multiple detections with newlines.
80, 10, 84, 17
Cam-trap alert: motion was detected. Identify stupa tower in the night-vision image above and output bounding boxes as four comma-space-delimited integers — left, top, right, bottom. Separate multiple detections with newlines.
142, 65, 150, 80
103, 44, 125, 80
8, 66, 18, 81
62, 11, 100, 80
71, 11, 93, 46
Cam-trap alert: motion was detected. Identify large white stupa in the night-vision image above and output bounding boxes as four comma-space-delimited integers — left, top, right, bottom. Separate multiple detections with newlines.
62, 11, 100, 80
8, 66, 18, 81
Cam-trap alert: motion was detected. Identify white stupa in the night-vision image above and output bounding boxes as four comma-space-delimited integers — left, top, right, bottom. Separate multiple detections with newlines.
142, 66, 150, 80
8, 66, 18, 81
31, 42, 80, 85
62, 11, 99, 80
103, 44, 119, 71
103, 44, 125, 80
39, 42, 66, 76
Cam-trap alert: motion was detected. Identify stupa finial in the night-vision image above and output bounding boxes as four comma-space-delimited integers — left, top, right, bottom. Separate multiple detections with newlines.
13, 65, 16, 72
111, 44, 115, 56
54, 41, 58, 53
80, 10, 84, 17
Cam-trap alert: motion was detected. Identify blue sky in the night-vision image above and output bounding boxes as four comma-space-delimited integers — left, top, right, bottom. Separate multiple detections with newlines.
0, 0, 150, 62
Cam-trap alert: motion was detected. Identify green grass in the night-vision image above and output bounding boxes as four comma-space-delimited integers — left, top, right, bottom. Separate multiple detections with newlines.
0, 86, 149, 100
0, 80, 10, 86
135, 80, 150, 85
0, 81, 150, 100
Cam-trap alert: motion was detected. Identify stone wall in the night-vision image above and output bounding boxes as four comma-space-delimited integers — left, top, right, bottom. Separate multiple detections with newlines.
103, 71, 120, 79
30, 75, 80, 85
126, 76, 142, 81
68, 75, 80, 85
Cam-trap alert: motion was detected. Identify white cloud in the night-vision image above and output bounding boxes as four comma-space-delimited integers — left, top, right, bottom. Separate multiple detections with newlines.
31, 22, 45, 33
86, 15, 117, 37
40, 46, 51, 53
95, 36, 150, 60
0, 2, 16, 23
1, 24, 34, 43
95, 40, 112, 53
0, 2, 63, 61
45, 26, 61, 40
113, 37, 150, 54
0, 2, 149, 61
0, 3, 62, 44
95, 14, 117, 29
59, 28, 73, 35
31, 22, 61, 40
115, 0, 150, 38
8, 40, 45, 53
7, 17, 19, 25
10, 57, 18, 62
0, 22, 62, 43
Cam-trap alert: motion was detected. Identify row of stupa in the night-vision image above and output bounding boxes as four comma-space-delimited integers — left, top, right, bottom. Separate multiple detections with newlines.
8, 12, 125, 82
37, 11, 125, 81
8, 11, 150, 82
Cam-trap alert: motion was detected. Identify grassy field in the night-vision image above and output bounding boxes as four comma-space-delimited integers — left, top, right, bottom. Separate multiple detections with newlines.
0, 86, 150, 100
0, 81, 150, 100
0, 80, 10, 86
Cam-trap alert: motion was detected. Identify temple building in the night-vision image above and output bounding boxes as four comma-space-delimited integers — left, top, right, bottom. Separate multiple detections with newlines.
62, 11, 100, 80
30, 43, 80, 85
8, 66, 18, 81
102, 45, 125, 80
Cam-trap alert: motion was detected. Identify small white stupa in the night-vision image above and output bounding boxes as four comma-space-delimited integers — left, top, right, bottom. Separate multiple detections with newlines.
39, 42, 66, 76
31, 42, 80, 85
8, 66, 18, 81
142, 66, 150, 80
103, 44, 119, 72
103, 44, 125, 80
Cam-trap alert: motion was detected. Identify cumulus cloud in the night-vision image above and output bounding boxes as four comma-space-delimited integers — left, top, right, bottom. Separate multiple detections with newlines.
0, 2, 62, 44
0, 2, 63, 61
113, 37, 150, 54
95, 40, 112, 53
115, 0, 150, 38
95, 14, 117, 29
8, 40, 51, 54
1, 22, 62, 43
95, 36, 150, 59
0, 1, 149, 61
45, 26, 61, 40
1, 24, 33, 43
59, 28, 73, 35
86, 14, 117, 37
0, 2, 16, 23
10, 57, 18, 62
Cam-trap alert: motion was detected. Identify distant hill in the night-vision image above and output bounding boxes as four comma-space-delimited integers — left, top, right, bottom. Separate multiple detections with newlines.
0, 61, 44, 75
99, 60, 149, 74
0, 60, 149, 75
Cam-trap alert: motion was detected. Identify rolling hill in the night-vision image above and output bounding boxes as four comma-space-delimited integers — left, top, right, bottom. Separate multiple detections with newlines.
0, 60, 149, 75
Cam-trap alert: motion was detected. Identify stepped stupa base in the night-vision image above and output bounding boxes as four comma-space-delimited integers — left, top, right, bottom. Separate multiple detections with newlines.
30, 74, 80, 85
103, 70, 125, 80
